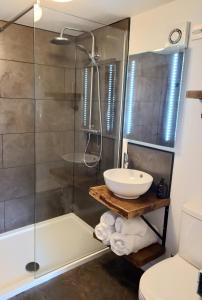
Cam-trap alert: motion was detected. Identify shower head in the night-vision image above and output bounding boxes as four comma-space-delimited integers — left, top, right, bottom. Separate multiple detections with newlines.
50, 26, 99, 66
50, 36, 71, 45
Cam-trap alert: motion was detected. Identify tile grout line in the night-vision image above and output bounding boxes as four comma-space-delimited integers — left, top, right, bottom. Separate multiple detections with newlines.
0, 57, 75, 70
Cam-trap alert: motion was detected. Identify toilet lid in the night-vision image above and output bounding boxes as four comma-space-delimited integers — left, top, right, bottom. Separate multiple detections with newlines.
139, 255, 199, 300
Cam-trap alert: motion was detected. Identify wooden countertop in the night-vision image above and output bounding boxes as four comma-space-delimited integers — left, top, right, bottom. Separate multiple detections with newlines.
89, 185, 170, 219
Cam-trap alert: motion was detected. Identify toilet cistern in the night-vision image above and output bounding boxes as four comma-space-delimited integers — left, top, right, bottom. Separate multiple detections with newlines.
139, 199, 202, 300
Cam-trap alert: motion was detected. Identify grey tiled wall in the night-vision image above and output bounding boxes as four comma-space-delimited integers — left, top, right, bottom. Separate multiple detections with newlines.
128, 143, 174, 192
3, 133, 34, 167
0, 18, 129, 232
0, 20, 35, 233
34, 27, 76, 225
0, 21, 75, 233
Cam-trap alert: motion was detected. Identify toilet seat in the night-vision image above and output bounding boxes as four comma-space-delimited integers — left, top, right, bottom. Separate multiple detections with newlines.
139, 255, 199, 300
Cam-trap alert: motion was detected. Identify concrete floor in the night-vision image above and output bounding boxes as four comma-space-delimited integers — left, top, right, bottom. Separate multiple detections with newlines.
12, 253, 143, 300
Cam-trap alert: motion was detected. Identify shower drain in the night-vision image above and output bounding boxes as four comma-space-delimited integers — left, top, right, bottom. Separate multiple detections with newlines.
25, 262, 40, 272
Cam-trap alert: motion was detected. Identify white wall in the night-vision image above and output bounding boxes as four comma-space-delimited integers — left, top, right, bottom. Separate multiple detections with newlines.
129, 0, 202, 255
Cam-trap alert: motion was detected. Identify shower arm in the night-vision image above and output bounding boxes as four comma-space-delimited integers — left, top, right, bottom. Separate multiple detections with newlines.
60, 27, 95, 58
0, 11, 95, 59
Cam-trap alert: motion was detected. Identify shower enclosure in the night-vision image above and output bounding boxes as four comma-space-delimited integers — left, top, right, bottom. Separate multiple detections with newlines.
0, 6, 128, 297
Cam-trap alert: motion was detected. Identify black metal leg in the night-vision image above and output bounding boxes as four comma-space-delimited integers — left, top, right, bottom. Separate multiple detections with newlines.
140, 216, 162, 240
141, 205, 169, 248
162, 206, 169, 247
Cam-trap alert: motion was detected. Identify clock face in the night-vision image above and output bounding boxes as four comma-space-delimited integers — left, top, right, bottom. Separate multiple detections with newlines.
168, 28, 182, 44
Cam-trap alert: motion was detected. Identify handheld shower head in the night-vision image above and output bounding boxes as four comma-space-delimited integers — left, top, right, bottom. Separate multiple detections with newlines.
76, 44, 98, 66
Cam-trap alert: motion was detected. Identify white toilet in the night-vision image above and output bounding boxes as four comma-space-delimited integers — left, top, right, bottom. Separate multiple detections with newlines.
139, 200, 202, 300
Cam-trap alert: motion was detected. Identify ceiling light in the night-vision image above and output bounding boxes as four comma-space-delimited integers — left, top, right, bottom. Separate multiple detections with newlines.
52, 0, 72, 2
34, 0, 42, 22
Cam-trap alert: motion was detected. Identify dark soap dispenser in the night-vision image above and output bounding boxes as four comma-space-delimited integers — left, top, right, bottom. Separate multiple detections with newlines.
156, 178, 169, 199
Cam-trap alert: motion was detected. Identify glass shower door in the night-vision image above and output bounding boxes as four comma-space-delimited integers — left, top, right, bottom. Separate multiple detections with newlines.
0, 9, 35, 292
34, 7, 76, 276
34, 6, 128, 278
73, 23, 128, 227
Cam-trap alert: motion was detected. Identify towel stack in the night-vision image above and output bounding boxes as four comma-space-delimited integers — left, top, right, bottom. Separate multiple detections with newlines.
94, 211, 158, 256
94, 211, 117, 245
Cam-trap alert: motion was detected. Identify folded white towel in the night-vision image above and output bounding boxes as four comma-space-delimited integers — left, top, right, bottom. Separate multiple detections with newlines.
115, 216, 147, 237
110, 226, 158, 256
95, 223, 115, 245
100, 211, 118, 226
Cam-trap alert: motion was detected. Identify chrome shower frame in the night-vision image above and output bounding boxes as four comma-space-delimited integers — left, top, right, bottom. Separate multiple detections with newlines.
59, 27, 96, 132
52, 26, 103, 168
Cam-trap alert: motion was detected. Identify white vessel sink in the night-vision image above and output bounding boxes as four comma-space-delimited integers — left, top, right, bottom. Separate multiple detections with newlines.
62, 153, 99, 164
103, 168, 153, 199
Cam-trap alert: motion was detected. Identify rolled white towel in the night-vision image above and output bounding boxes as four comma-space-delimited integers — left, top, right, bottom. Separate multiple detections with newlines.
115, 216, 147, 237
95, 223, 115, 245
110, 227, 158, 256
100, 211, 118, 226
133, 226, 158, 252
110, 232, 138, 255
111, 246, 126, 256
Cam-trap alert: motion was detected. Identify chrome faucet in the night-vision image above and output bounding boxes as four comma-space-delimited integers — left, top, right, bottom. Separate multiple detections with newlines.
123, 152, 129, 169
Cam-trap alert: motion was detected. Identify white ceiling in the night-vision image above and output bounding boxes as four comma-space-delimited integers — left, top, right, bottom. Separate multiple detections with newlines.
0, 0, 174, 32
41, 0, 174, 23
